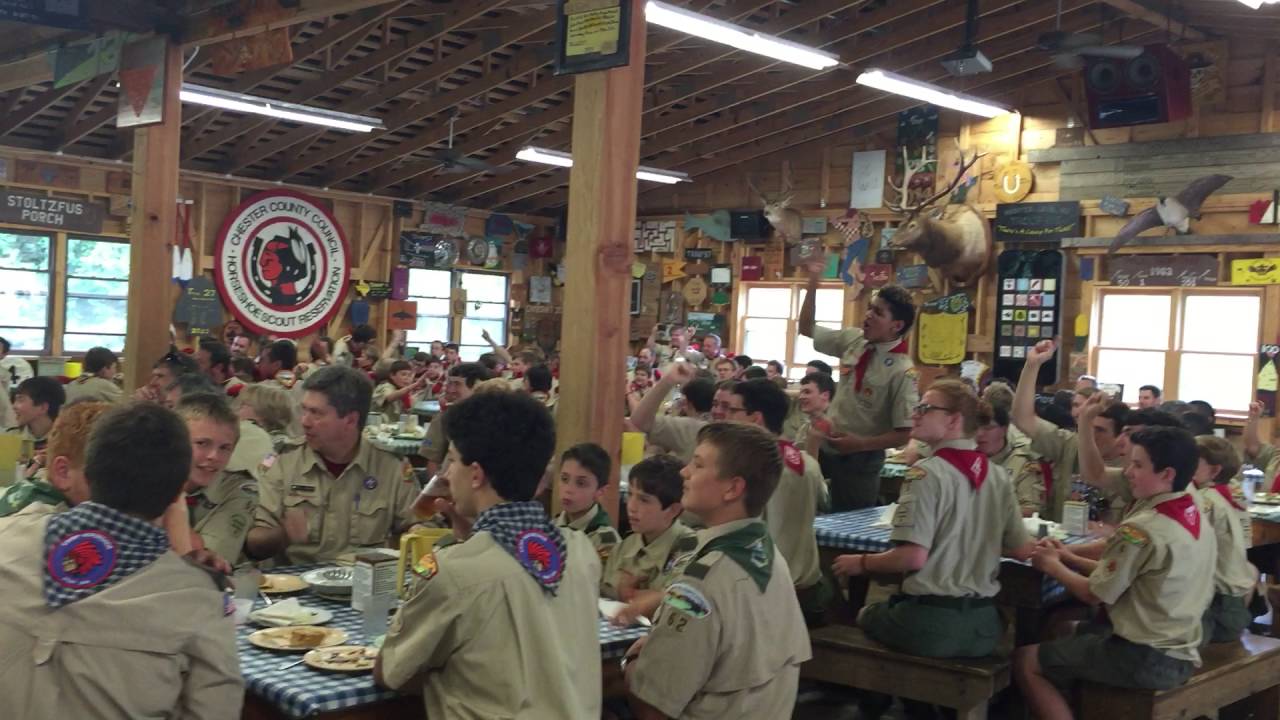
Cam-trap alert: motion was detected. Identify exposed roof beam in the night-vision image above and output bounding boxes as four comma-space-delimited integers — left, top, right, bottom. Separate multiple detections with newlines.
0, 82, 80, 137
1097, 0, 1204, 41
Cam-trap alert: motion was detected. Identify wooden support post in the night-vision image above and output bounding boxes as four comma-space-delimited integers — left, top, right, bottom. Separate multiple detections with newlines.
124, 41, 182, 393
555, 0, 647, 521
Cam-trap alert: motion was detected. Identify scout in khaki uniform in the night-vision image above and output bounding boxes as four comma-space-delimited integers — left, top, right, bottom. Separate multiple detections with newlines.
626, 422, 810, 720
7, 376, 64, 481
799, 274, 918, 511
246, 366, 417, 565
376, 391, 602, 720
0, 402, 109, 519
975, 400, 1049, 517
64, 348, 122, 404
371, 360, 427, 424
1013, 340, 1127, 521
601, 454, 697, 602
1016, 427, 1216, 717
630, 360, 715, 462
1193, 435, 1255, 643
419, 362, 489, 475
554, 442, 623, 561
835, 380, 1034, 661
0, 402, 243, 720
176, 394, 258, 565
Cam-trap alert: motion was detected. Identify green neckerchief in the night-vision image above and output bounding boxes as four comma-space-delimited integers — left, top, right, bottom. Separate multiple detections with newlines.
694, 520, 774, 593
584, 504, 614, 534
0, 480, 67, 518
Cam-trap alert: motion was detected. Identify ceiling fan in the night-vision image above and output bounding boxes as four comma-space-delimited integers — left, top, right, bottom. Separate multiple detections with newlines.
429, 114, 511, 174
1036, 0, 1145, 70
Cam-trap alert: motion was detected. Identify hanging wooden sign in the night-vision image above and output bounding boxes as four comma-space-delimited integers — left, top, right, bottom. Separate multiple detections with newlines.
554, 0, 634, 75
1109, 254, 1218, 287
0, 189, 104, 233
994, 201, 1081, 243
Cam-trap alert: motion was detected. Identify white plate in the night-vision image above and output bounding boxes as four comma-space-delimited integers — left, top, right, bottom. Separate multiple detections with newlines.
301, 566, 353, 595
249, 606, 333, 627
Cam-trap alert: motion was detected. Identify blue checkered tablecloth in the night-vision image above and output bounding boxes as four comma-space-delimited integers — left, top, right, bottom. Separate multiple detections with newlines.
814, 507, 1091, 603
242, 567, 648, 718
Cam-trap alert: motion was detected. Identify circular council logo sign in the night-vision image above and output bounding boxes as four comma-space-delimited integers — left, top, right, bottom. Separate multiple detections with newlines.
214, 190, 351, 338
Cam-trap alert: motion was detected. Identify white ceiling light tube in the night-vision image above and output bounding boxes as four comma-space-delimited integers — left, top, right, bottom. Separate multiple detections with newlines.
178, 84, 385, 132
855, 68, 1011, 118
645, 0, 839, 71
516, 146, 689, 184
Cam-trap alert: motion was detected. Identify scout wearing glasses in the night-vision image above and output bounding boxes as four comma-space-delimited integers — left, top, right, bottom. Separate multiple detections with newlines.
834, 380, 1035, 664
1016, 427, 1215, 715
799, 275, 918, 512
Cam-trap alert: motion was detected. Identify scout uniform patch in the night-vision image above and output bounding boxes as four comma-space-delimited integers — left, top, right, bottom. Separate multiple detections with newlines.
516, 529, 564, 585
49, 530, 118, 590
663, 582, 711, 619
1115, 524, 1150, 547
413, 551, 439, 581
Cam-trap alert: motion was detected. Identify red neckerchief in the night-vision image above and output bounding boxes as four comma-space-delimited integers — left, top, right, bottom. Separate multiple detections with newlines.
778, 440, 804, 474
400, 393, 413, 411
1154, 493, 1201, 539
1271, 473, 1280, 494
934, 447, 989, 491
1212, 483, 1245, 511
853, 340, 908, 392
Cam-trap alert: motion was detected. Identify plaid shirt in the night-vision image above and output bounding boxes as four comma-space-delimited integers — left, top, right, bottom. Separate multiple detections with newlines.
43, 502, 171, 609
473, 501, 568, 595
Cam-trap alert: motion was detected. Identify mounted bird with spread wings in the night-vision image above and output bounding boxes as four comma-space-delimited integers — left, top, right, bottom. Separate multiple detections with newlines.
1107, 174, 1232, 254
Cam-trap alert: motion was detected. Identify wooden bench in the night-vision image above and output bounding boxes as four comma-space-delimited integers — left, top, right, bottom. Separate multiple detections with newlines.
1077, 633, 1280, 720
801, 625, 1010, 720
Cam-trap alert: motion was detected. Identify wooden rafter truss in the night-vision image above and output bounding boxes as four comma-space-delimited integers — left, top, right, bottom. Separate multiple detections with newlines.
0, 0, 1249, 215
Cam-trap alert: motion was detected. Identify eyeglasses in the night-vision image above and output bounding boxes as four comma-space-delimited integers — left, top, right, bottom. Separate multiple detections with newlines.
912, 402, 956, 416
712, 401, 748, 414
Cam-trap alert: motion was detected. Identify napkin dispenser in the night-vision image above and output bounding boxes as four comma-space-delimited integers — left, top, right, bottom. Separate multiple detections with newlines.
396, 527, 452, 597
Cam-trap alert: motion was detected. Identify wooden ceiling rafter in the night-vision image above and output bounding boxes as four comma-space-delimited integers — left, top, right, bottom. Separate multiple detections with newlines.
500, 6, 1127, 209
361, 0, 861, 193
179, 0, 511, 164
435, 0, 1070, 203
313, 0, 781, 188
0, 81, 81, 138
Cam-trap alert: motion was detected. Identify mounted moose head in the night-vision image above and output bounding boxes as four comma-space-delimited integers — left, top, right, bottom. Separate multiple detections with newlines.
746, 174, 803, 245
885, 143, 992, 288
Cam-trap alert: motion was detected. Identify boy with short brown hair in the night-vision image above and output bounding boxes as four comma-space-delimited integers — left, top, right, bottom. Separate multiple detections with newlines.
554, 442, 622, 561
625, 422, 810, 720
601, 454, 695, 602
1194, 435, 1254, 643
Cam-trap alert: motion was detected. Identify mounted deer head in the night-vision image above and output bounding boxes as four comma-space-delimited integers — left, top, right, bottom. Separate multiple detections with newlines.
746, 173, 803, 244
886, 142, 992, 287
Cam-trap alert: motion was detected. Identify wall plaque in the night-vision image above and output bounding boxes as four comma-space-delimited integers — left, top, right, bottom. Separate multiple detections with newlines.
0, 189, 104, 233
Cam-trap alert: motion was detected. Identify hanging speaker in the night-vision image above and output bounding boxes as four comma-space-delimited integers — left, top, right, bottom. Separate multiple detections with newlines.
1085, 44, 1190, 129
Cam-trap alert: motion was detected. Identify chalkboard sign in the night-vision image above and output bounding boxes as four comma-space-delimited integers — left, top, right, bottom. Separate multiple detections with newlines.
994, 250, 1064, 387
399, 232, 436, 268
554, 0, 634, 75
994, 201, 1081, 243
684, 247, 714, 262
172, 277, 222, 336
1109, 254, 1218, 287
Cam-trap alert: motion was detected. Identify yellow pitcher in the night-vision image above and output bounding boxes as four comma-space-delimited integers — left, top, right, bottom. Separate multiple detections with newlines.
396, 527, 452, 597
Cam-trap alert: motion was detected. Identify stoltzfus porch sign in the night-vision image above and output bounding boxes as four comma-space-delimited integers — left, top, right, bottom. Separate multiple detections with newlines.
214, 189, 351, 338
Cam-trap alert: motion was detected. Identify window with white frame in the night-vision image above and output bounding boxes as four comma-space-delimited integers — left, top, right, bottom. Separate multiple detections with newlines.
458, 270, 508, 361
1093, 288, 1261, 413
0, 232, 53, 353
63, 237, 130, 352
405, 268, 452, 352
738, 283, 844, 380
405, 268, 510, 360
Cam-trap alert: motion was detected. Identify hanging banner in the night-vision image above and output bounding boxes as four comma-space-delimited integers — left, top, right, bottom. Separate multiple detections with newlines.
214, 190, 351, 338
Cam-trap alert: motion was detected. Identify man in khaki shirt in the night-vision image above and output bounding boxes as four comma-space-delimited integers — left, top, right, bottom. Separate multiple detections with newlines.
1017, 427, 1215, 715
419, 362, 490, 475
799, 269, 918, 511
836, 380, 1034, 662
0, 402, 242, 720
1013, 340, 1127, 521
626, 423, 810, 720
376, 391, 602, 719
247, 366, 417, 565
63, 347, 122, 405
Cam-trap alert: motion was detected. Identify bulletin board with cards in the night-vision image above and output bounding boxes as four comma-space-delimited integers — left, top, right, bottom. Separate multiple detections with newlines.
994, 249, 1064, 386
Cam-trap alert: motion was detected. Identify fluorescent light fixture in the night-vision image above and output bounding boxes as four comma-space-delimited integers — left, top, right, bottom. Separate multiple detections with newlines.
516, 146, 689, 184
645, 0, 839, 71
179, 84, 384, 133
855, 69, 1010, 118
